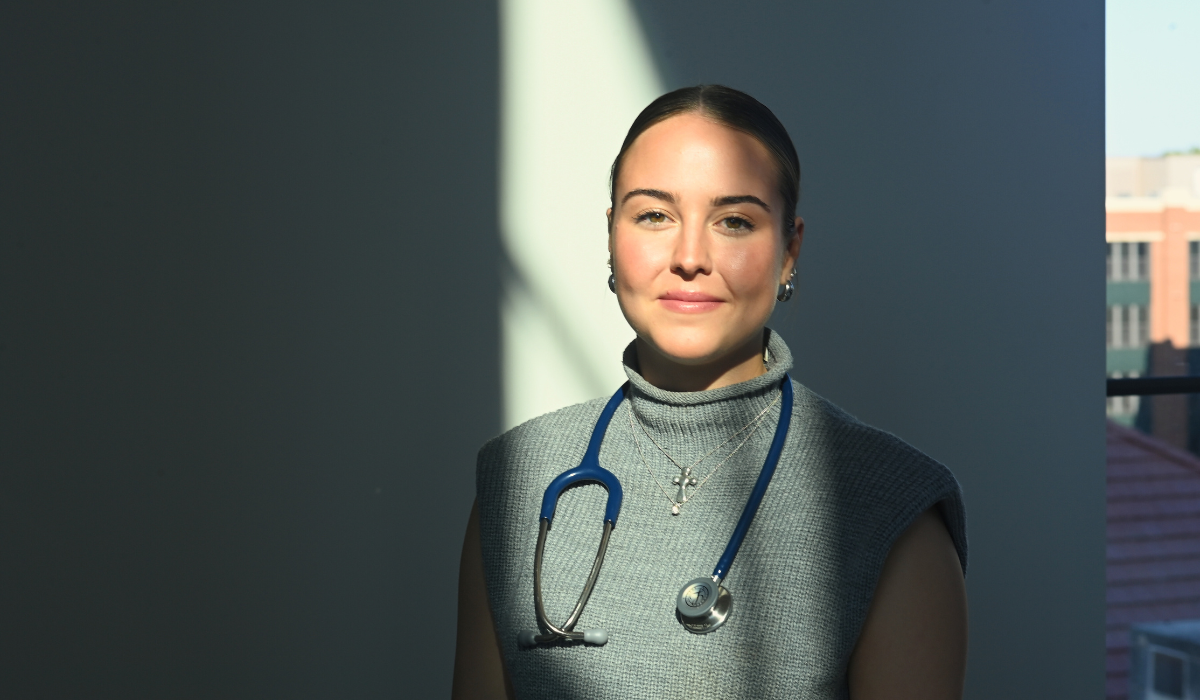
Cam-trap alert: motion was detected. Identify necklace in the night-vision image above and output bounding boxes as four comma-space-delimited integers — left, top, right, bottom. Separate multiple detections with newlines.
627, 391, 781, 515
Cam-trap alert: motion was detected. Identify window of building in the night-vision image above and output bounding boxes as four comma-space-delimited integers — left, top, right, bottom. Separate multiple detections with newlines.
1192, 304, 1200, 347
1107, 242, 1151, 282
1108, 304, 1149, 349
1191, 241, 1200, 280
1150, 647, 1186, 699
1109, 305, 1120, 348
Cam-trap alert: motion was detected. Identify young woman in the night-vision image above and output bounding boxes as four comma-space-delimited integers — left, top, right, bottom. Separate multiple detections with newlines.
453, 85, 968, 700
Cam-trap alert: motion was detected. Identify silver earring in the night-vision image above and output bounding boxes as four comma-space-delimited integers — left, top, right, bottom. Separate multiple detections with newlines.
608, 274, 616, 293
776, 269, 796, 302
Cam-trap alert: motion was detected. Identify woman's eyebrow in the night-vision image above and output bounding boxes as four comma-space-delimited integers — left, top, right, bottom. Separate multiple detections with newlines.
621, 188, 675, 204
712, 195, 771, 211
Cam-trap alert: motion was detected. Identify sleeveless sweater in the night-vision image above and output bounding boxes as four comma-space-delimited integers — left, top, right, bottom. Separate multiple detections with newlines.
476, 332, 967, 699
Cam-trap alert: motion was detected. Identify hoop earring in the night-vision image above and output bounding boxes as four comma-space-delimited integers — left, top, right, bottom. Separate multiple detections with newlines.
776, 269, 796, 302
608, 274, 616, 294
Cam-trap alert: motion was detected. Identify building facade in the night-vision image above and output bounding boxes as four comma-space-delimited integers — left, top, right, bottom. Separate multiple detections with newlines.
1106, 155, 1200, 432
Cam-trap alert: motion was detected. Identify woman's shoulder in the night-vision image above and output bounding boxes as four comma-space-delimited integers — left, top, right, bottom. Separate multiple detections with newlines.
476, 395, 612, 472
474, 396, 617, 531
786, 378, 968, 571
789, 378, 951, 478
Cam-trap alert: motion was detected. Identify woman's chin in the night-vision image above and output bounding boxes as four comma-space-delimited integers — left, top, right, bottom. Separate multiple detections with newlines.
640, 333, 737, 368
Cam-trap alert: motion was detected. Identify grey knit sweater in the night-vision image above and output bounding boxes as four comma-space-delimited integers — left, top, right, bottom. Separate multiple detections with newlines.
476, 332, 967, 699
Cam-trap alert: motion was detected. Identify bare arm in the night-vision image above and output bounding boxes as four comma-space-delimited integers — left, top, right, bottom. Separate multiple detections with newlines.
848, 508, 968, 700
451, 500, 514, 700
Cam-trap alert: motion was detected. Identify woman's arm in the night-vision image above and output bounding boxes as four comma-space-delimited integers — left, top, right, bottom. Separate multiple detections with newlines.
848, 508, 968, 700
451, 500, 514, 700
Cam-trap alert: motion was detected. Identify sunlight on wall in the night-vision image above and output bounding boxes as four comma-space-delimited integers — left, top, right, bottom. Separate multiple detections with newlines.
499, 0, 662, 429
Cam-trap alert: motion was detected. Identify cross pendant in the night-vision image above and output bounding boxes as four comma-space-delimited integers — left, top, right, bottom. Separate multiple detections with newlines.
671, 469, 699, 514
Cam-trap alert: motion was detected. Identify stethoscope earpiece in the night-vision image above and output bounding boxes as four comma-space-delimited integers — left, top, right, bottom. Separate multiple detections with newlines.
517, 630, 538, 648
521, 388, 628, 649
518, 628, 608, 648
675, 576, 733, 634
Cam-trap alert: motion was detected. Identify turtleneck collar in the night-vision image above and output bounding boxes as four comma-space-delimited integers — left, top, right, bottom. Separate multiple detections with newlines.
621, 328, 793, 408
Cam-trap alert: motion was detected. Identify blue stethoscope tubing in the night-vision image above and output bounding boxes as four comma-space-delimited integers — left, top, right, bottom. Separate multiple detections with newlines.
713, 374, 793, 581
519, 374, 793, 647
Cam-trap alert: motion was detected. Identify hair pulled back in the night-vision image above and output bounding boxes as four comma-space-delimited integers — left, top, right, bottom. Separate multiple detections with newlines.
609, 85, 801, 234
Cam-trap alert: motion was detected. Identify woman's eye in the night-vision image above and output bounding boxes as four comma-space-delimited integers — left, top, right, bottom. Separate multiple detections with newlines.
637, 211, 668, 225
722, 216, 754, 231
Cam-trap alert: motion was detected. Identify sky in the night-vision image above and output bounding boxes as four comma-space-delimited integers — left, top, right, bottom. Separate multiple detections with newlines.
1107, 0, 1200, 156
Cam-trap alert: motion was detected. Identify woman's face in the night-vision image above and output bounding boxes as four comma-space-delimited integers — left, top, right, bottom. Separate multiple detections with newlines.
608, 112, 802, 369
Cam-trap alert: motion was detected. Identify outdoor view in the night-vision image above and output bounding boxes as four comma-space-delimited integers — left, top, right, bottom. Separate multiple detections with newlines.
1104, 1, 1200, 698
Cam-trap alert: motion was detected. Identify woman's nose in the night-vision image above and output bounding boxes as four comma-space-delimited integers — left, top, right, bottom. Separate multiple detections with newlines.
670, 221, 712, 278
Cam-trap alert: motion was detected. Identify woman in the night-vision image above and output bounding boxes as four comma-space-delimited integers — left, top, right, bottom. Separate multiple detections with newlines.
453, 85, 968, 700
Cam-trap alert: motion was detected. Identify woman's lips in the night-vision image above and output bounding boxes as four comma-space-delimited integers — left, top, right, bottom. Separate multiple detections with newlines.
658, 290, 724, 313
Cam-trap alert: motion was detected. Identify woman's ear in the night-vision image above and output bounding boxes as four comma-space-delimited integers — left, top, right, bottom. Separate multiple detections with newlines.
607, 208, 614, 261
782, 216, 804, 281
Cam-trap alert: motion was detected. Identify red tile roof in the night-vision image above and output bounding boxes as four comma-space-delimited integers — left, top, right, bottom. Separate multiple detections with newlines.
1107, 421, 1200, 700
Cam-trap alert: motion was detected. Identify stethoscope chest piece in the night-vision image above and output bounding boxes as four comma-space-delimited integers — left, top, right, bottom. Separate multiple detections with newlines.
675, 576, 732, 634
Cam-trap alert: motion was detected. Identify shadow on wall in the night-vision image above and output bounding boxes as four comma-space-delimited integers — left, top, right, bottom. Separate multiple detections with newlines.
1, 2, 499, 698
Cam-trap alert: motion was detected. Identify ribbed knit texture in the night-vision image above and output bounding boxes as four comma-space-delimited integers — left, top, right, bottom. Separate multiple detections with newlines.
476, 331, 967, 699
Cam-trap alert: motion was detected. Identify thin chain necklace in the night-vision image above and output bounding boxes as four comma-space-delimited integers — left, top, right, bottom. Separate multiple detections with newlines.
627, 390, 781, 515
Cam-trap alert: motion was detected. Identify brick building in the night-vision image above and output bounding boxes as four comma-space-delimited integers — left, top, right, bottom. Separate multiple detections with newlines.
1106, 154, 1200, 446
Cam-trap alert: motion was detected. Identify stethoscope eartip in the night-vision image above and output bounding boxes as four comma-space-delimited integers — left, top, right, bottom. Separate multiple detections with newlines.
581, 629, 608, 645
517, 629, 609, 647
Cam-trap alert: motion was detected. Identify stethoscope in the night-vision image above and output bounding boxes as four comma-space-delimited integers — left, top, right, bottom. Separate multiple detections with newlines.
517, 374, 793, 647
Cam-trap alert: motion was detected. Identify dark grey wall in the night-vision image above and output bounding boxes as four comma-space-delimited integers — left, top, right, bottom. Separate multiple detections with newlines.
633, 0, 1106, 697
2, 1, 1104, 697
1, 3, 498, 698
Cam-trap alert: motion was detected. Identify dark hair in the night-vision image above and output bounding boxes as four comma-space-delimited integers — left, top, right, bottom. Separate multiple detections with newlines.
608, 85, 800, 234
